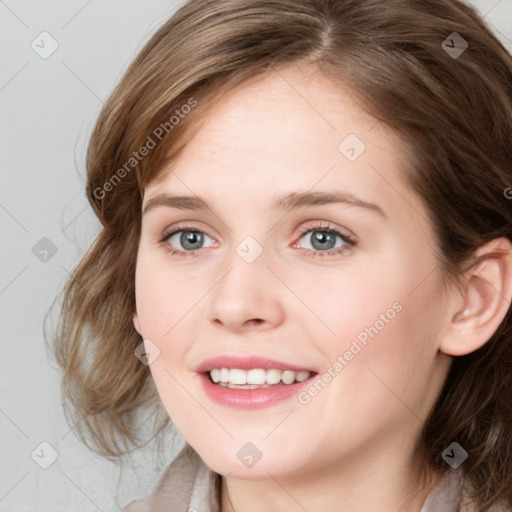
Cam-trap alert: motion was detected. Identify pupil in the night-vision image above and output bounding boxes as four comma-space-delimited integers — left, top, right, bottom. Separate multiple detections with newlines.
312, 231, 334, 250
182, 231, 203, 250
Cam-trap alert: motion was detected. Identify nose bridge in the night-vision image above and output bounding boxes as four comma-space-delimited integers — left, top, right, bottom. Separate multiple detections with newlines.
214, 233, 269, 306
206, 233, 284, 329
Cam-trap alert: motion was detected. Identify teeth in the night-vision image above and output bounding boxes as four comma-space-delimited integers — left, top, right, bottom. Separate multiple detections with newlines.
209, 368, 311, 386
266, 369, 281, 385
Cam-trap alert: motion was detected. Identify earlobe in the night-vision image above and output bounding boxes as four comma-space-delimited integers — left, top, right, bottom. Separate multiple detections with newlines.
440, 237, 512, 357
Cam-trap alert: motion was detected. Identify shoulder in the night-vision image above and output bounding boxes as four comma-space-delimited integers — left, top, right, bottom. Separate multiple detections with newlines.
120, 443, 221, 512
458, 472, 512, 512
421, 468, 511, 512
421, 467, 464, 512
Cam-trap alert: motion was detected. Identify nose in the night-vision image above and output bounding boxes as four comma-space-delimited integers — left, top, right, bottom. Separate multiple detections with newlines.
207, 248, 285, 333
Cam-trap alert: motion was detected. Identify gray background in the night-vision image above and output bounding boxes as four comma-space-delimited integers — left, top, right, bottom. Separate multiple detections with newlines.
1, 0, 511, 510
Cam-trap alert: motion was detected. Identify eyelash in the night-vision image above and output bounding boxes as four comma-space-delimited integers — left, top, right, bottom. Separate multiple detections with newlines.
159, 222, 356, 259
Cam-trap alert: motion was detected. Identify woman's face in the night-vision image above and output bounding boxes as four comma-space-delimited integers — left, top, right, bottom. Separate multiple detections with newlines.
133, 65, 454, 480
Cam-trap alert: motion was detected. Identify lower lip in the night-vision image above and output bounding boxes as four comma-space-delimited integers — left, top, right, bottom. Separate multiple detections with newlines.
198, 373, 317, 409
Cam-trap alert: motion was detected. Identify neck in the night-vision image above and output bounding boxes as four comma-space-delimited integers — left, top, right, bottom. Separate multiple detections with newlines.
220, 443, 440, 512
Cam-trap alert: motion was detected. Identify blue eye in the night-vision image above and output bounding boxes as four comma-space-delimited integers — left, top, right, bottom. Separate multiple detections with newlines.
295, 225, 356, 258
161, 229, 215, 254
159, 223, 356, 258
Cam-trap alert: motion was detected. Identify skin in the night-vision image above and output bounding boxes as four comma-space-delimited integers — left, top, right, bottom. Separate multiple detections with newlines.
132, 64, 512, 512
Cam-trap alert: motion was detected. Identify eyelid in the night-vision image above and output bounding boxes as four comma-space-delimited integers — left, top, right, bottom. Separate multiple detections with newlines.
157, 221, 217, 243
158, 220, 357, 258
295, 220, 356, 243
158, 220, 355, 241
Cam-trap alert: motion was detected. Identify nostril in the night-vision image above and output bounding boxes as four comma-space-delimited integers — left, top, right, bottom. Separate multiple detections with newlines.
245, 318, 264, 327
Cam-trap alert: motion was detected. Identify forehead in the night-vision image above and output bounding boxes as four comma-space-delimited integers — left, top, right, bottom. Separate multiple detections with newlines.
183, 66, 379, 159
143, 65, 419, 224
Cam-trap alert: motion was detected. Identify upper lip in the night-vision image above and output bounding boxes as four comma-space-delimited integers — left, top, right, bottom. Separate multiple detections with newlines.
196, 355, 317, 374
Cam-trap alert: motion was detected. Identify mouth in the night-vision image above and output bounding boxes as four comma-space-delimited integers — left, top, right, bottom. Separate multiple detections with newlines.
196, 355, 319, 408
204, 368, 317, 389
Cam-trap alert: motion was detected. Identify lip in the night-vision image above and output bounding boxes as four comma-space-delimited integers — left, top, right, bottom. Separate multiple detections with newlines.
198, 372, 317, 409
195, 355, 316, 373
195, 355, 318, 409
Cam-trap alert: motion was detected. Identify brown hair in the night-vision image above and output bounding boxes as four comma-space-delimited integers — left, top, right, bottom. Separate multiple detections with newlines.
46, 0, 512, 509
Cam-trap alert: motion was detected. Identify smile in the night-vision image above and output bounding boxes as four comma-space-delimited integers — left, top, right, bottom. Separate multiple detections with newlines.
209, 368, 312, 388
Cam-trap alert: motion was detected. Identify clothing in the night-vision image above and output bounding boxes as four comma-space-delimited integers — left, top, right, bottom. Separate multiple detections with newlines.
121, 442, 465, 512
122, 443, 221, 512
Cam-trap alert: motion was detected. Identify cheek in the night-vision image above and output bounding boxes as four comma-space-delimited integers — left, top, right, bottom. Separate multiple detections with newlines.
309, 256, 440, 385
134, 256, 196, 337
286, 258, 402, 344
332, 277, 442, 411
134, 257, 210, 393
134, 280, 170, 336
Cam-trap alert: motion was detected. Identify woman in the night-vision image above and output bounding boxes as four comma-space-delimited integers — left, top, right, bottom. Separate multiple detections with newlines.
49, 0, 512, 510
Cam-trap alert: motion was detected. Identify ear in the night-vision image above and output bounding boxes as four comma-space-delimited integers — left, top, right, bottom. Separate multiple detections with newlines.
440, 237, 512, 356
133, 306, 142, 336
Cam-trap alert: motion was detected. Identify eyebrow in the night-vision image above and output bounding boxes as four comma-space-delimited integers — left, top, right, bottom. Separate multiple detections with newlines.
142, 190, 388, 219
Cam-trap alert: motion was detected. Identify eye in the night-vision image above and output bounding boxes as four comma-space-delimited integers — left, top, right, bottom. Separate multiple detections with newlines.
158, 222, 356, 259
294, 223, 356, 258
160, 226, 215, 256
